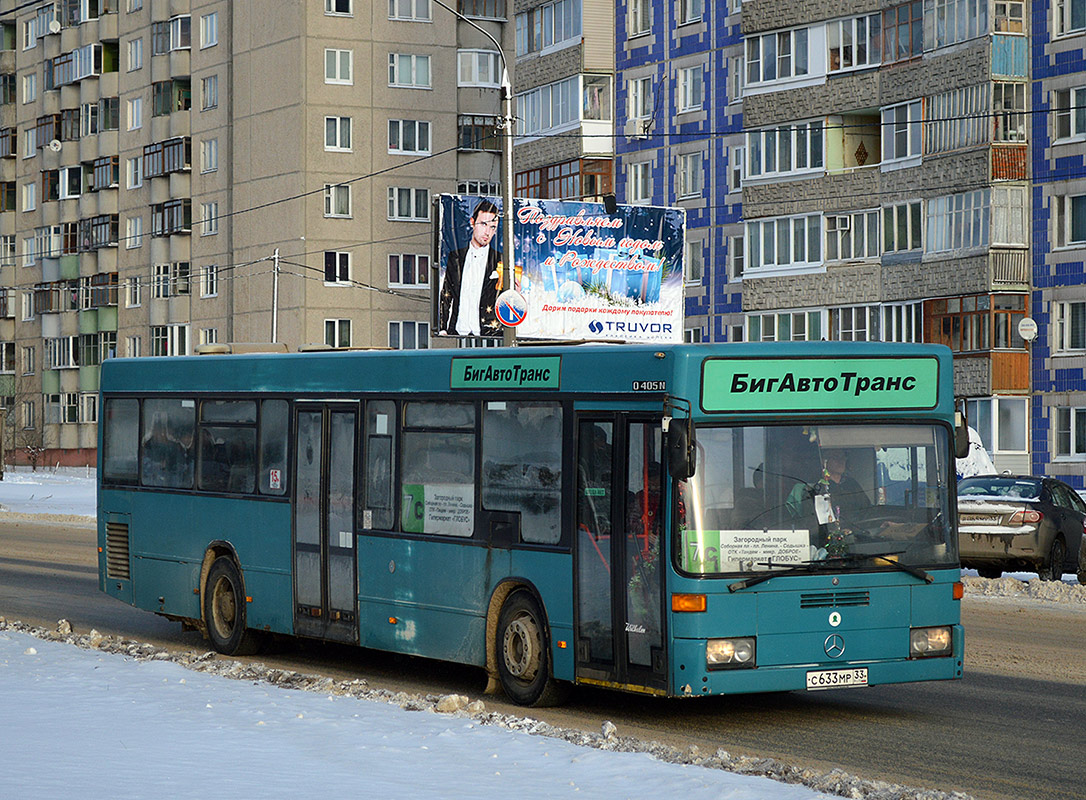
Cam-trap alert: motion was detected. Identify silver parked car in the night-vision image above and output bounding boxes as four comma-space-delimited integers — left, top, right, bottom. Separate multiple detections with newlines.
958, 475, 1086, 583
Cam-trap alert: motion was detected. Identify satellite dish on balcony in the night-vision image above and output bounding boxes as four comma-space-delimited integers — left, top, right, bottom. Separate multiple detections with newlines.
48, 139, 62, 152
48, 20, 62, 34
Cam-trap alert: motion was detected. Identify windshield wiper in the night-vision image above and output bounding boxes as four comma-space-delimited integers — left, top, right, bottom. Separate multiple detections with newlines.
824, 550, 933, 583
728, 562, 818, 592
727, 550, 934, 592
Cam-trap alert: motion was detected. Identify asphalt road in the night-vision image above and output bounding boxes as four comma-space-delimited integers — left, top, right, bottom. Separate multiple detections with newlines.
2, 515, 1084, 800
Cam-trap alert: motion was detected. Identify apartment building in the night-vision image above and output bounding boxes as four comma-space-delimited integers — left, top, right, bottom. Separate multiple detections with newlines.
0, 0, 511, 465
1031, 0, 1086, 485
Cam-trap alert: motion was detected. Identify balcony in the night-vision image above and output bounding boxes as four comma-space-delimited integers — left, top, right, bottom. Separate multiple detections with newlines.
990, 249, 1028, 288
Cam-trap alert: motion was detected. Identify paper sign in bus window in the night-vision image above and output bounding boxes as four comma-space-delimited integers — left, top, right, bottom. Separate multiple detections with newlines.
402, 483, 474, 537
685, 529, 810, 573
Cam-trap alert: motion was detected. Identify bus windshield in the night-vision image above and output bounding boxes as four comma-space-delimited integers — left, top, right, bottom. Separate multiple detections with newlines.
677, 423, 956, 576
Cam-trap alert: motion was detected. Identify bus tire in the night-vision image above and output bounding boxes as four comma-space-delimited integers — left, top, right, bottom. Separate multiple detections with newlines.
496, 591, 566, 707
204, 556, 261, 656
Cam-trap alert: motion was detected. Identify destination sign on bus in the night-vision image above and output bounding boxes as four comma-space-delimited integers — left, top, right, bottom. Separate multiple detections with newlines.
451, 356, 561, 390
701, 357, 939, 413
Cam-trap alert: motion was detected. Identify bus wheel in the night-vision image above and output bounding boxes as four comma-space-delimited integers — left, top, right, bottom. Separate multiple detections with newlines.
204, 557, 260, 656
497, 591, 565, 707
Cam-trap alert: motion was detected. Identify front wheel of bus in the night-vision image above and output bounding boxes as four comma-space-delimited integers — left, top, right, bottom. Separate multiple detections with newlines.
204, 557, 261, 656
497, 591, 565, 707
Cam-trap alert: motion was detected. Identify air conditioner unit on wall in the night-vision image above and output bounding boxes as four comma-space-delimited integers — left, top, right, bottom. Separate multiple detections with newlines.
624, 119, 648, 140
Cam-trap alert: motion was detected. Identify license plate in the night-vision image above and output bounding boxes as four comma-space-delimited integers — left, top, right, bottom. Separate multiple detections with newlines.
806, 668, 868, 690
960, 514, 1002, 525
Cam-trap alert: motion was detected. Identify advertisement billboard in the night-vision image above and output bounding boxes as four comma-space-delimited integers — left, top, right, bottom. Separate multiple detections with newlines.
434, 195, 685, 343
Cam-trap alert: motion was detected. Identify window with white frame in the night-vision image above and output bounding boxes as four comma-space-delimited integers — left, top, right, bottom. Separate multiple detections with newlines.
927, 0, 988, 48
684, 239, 703, 283
80, 102, 99, 137
325, 319, 351, 348
883, 200, 923, 252
515, 0, 582, 56
388, 119, 430, 155
746, 28, 809, 85
684, 328, 703, 343
389, 320, 430, 350
748, 310, 823, 342
23, 129, 35, 159
827, 14, 881, 73
516, 74, 611, 136
1055, 407, 1086, 458
826, 209, 879, 262
629, 0, 651, 37
1054, 301, 1086, 351
389, 253, 430, 287
830, 305, 879, 341
44, 336, 79, 369
747, 120, 824, 177
151, 324, 189, 356
327, 0, 352, 14
325, 116, 352, 151
457, 180, 500, 195
22, 182, 36, 212
926, 189, 990, 252
966, 397, 1026, 454
126, 336, 141, 358
1054, 87, 1086, 141
324, 184, 351, 218
1054, 195, 1086, 248
0, 342, 13, 373
729, 235, 744, 280
126, 216, 142, 249
629, 76, 652, 120
678, 66, 704, 112
198, 328, 218, 347
60, 166, 82, 198
324, 251, 350, 284
389, 53, 431, 88
388, 0, 430, 21
729, 56, 744, 102
679, 0, 704, 25
23, 74, 36, 104
628, 161, 652, 204
325, 49, 353, 84
200, 12, 218, 48
152, 262, 190, 298
746, 214, 823, 271
1055, 0, 1086, 35
995, 0, 1025, 31
458, 50, 500, 88
127, 38, 143, 71
201, 75, 218, 110
22, 346, 35, 375
882, 100, 922, 162
200, 138, 218, 172
881, 302, 923, 343
0, 236, 15, 267
677, 152, 704, 198
200, 202, 218, 236
22, 291, 35, 320
126, 276, 142, 307
991, 185, 1027, 245
22, 237, 36, 268
21, 401, 34, 430
993, 82, 1026, 142
387, 186, 429, 221
125, 156, 141, 189
729, 145, 744, 192
126, 97, 142, 130
201, 264, 218, 297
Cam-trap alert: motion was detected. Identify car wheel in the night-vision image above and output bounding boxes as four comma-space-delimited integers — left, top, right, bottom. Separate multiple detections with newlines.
1039, 538, 1066, 582
977, 566, 1002, 579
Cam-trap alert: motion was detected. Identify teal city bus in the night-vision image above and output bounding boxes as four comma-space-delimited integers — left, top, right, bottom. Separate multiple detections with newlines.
97, 342, 964, 705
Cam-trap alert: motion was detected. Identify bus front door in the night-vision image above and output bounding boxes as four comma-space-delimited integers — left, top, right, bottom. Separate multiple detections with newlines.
293, 405, 359, 644
575, 416, 666, 694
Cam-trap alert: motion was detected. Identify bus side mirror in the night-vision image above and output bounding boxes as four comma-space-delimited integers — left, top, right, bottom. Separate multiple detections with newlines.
667, 423, 696, 481
954, 411, 969, 459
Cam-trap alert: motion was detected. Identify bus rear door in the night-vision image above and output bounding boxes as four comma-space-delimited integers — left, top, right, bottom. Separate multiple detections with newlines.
293, 404, 359, 644
575, 415, 666, 694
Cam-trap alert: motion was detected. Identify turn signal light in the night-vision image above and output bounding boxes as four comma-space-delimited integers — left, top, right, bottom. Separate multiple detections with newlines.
672, 593, 707, 612
952, 582, 964, 600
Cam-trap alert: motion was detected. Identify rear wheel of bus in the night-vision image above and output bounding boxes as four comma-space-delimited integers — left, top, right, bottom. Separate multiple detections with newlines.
496, 590, 566, 707
204, 556, 261, 656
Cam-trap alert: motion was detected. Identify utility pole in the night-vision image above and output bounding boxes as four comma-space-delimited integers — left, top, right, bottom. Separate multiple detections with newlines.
271, 247, 280, 343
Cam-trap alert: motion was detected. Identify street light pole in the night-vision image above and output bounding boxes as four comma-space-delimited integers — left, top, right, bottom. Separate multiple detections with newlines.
432, 0, 516, 346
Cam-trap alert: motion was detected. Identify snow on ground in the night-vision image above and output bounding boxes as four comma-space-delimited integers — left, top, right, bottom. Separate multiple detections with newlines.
3, 467, 1081, 800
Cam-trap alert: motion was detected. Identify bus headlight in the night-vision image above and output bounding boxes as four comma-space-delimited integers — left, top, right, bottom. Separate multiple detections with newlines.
910, 626, 953, 658
706, 637, 756, 669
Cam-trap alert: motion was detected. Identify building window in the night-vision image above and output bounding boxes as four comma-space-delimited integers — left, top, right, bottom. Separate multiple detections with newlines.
679, 0, 703, 25
729, 56, 744, 101
126, 277, 142, 307
928, 294, 1026, 352
1055, 407, 1086, 458
684, 239, 703, 284
926, 189, 989, 252
388, 119, 430, 155
729, 235, 744, 280
458, 115, 498, 151
678, 66, 703, 112
882, 2, 922, 63
201, 75, 218, 110
124, 157, 140, 190
460, 0, 506, 18
152, 79, 192, 116
828, 14, 881, 73
826, 210, 880, 262
22, 402, 34, 430
389, 253, 430, 287
389, 321, 430, 350
22, 182, 36, 212
929, 0, 988, 48
125, 216, 142, 249
628, 0, 650, 37
746, 28, 809, 85
389, 53, 431, 88
200, 138, 218, 173
151, 199, 192, 236
22, 346, 35, 375
200, 202, 218, 236
684, 327, 703, 343
967, 397, 1027, 454
325, 319, 352, 348
126, 336, 141, 358
882, 100, 922, 163
991, 186, 1027, 245
1054, 195, 1086, 248
926, 84, 988, 154
387, 187, 429, 221
746, 214, 823, 271
1054, 88, 1086, 141
995, 0, 1024, 31
677, 152, 704, 198
325, 116, 352, 151
830, 305, 879, 341
327, 0, 352, 14
324, 251, 350, 284
458, 180, 501, 196
152, 15, 191, 54
325, 49, 353, 84
628, 76, 652, 121
627, 161, 652, 204
324, 184, 351, 218
200, 12, 218, 48
515, 0, 581, 55
152, 262, 191, 298
457, 50, 500, 88
747, 121, 824, 178
516, 74, 611, 136
127, 38, 143, 71
151, 324, 189, 357
883, 200, 923, 252
881, 302, 923, 342
748, 310, 823, 342
993, 82, 1026, 142
126, 97, 142, 131
23, 73, 36, 104
201, 264, 218, 297
1055, 301, 1086, 352
199, 328, 218, 347
729, 146, 744, 192
1055, 0, 1086, 35
389, 0, 430, 21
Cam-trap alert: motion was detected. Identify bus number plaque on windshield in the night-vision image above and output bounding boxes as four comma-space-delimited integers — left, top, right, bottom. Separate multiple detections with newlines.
632, 380, 666, 391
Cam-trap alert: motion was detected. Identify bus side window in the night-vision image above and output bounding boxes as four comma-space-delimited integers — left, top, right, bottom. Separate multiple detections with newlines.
102, 398, 140, 484
361, 400, 396, 530
400, 401, 475, 537
141, 398, 195, 489
259, 399, 289, 495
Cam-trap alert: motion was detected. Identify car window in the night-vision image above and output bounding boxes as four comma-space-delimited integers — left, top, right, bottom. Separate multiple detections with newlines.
1050, 481, 1083, 512
1069, 488, 1086, 514
959, 478, 1040, 499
